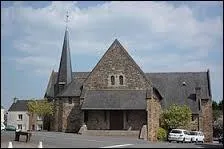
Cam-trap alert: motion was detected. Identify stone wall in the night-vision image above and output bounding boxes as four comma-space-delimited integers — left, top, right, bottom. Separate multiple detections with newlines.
87, 110, 109, 130
62, 97, 83, 133
200, 99, 213, 143
83, 42, 151, 90
124, 110, 147, 130
51, 99, 59, 131
147, 96, 162, 142
29, 113, 43, 131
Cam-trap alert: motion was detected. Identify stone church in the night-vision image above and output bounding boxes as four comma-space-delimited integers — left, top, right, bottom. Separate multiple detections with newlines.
44, 28, 213, 142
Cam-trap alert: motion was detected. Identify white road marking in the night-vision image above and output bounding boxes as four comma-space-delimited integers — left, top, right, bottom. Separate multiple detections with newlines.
100, 144, 133, 148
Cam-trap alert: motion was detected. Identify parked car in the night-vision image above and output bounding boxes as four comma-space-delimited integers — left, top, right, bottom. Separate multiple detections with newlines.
5, 125, 16, 131
168, 129, 192, 143
1, 123, 5, 131
189, 131, 204, 143
219, 134, 223, 144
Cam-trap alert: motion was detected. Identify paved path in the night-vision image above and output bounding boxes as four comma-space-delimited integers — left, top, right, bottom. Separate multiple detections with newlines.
1, 131, 223, 148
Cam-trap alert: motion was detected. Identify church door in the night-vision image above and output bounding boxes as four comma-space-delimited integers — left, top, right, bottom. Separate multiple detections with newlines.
110, 111, 123, 130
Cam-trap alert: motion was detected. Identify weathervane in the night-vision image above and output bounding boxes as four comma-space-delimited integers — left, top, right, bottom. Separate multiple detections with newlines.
66, 11, 69, 30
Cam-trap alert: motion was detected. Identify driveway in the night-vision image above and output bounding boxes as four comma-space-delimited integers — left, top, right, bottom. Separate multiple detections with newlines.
1, 131, 223, 148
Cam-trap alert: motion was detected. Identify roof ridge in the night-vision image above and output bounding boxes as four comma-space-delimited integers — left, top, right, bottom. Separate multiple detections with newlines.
88, 89, 146, 91
145, 71, 207, 74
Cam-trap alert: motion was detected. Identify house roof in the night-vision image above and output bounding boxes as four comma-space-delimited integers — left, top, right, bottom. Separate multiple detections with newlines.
44, 71, 210, 113
81, 90, 147, 110
146, 72, 210, 113
8, 100, 30, 111
57, 78, 86, 97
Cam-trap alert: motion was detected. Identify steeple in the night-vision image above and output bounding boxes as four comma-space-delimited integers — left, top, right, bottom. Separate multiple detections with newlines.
56, 12, 72, 94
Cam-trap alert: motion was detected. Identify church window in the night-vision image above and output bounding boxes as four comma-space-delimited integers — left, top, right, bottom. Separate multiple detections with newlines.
111, 76, 115, 85
119, 75, 123, 85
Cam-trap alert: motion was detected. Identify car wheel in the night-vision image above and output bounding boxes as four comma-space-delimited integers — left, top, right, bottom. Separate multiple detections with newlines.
182, 138, 185, 143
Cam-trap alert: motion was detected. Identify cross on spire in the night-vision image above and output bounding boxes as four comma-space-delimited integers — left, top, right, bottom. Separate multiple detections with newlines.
66, 11, 69, 30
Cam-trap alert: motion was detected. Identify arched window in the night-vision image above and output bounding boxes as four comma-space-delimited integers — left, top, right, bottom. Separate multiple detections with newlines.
111, 76, 115, 85
119, 75, 123, 85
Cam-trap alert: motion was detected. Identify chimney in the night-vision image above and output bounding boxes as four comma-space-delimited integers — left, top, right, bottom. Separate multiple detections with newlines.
13, 97, 18, 103
195, 87, 201, 111
195, 87, 201, 98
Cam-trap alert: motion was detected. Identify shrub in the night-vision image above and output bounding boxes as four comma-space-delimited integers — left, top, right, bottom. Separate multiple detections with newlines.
157, 127, 167, 141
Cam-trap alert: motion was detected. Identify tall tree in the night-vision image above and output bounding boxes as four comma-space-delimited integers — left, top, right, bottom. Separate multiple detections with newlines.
27, 99, 53, 117
160, 104, 192, 131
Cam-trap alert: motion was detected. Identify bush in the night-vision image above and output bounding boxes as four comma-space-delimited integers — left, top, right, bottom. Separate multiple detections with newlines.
157, 127, 167, 141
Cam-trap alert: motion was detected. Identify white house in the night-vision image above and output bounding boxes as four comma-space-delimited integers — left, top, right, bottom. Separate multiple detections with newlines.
7, 99, 44, 131
7, 100, 30, 131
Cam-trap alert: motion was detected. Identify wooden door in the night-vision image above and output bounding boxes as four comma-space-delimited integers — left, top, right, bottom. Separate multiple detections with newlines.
110, 111, 123, 130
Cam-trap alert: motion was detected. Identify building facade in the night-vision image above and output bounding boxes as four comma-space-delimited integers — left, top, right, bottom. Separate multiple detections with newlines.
7, 99, 43, 131
44, 28, 213, 142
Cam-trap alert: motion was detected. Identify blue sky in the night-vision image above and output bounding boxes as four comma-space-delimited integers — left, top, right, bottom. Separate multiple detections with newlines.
1, 1, 223, 110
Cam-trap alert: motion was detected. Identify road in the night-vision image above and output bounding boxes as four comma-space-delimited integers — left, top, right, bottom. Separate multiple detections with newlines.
1, 131, 223, 148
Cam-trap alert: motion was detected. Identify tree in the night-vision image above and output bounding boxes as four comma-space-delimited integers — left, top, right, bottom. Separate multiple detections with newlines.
212, 100, 219, 110
160, 104, 192, 131
212, 99, 223, 121
218, 99, 223, 111
27, 99, 53, 117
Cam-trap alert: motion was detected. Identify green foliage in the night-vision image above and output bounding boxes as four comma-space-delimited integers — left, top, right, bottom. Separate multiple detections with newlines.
157, 127, 167, 141
213, 110, 222, 121
212, 99, 223, 111
27, 98, 53, 117
160, 104, 192, 130
212, 100, 219, 110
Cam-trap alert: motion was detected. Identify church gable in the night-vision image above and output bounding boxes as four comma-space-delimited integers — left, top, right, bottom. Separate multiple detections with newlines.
83, 39, 151, 90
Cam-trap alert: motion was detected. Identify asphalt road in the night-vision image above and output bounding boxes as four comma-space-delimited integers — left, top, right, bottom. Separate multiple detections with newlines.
1, 131, 223, 148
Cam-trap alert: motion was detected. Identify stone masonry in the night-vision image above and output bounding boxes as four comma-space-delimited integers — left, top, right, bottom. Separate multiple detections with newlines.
147, 95, 162, 142
83, 41, 151, 90
200, 99, 213, 143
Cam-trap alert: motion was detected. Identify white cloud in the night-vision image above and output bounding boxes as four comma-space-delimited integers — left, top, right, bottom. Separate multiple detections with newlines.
1, 1, 223, 101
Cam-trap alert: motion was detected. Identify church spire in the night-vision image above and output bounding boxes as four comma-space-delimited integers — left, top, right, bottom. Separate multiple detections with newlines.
56, 12, 72, 94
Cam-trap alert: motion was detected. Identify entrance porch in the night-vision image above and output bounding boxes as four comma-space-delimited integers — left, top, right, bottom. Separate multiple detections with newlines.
84, 110, 147, 130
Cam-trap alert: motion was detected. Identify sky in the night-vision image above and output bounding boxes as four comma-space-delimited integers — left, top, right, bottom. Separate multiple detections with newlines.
1, 1, 223, 110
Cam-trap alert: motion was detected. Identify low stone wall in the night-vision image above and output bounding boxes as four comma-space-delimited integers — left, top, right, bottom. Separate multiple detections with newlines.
83, 130, 139, 137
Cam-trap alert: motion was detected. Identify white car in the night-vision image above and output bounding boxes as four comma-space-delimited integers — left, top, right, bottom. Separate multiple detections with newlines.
168, 129, 192, 143
189, 131, 204, 143
1, 123, 5, 131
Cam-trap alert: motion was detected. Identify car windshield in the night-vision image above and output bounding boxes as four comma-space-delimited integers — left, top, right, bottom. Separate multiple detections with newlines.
171, 130, 182, 134
7, 125, 14, 128
190, 131, 197, 135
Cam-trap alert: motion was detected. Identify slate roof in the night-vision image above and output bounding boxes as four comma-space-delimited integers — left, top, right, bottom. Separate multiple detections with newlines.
8, 100, 30, 111
57, 29, 73, 85
44, 71, 210, 114
81, 90, 147, 110
57, 78, 86, 97
146, 72, 210, 113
